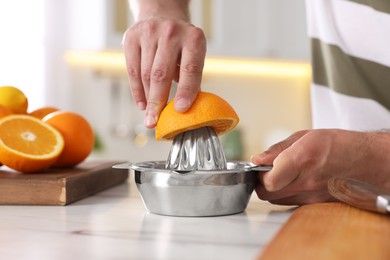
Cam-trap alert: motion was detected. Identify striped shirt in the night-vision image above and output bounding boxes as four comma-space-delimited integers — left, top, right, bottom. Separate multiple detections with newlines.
306, 0, 390, 131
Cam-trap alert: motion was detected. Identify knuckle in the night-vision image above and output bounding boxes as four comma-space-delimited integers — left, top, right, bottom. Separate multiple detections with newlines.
267, 142, 285, 154
181, 63, 203, 77
123, 24, 144, 47
127, 66, 139, 79
147, 98, 165, 111
151, 68, 168, 83
188, 26, 206, 42
122, 28, 135, 46
182, 27, 206, 55
142, 19, 158, 37
162, 20, 178, 39
142, 70, 151, 82
263, 174, 278, 192
186, 27, 206, 49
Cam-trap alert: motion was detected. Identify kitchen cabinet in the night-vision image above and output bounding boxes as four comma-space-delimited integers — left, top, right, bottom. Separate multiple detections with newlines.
189, 0, 309, 60
106, 0, 309, 60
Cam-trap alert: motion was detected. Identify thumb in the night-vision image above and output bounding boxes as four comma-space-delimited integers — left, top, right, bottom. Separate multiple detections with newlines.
251, 130, 309, 166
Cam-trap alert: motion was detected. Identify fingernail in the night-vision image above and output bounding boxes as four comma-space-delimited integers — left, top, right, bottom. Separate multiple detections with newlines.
137, 101, 146, 110
144, 113, 157, 127
174, 98, 190, 112
251, 155, 260, 164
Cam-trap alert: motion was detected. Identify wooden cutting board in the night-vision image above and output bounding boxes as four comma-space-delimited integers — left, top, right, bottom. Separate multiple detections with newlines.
259, 202, 390, 260
0, 160, 129, 206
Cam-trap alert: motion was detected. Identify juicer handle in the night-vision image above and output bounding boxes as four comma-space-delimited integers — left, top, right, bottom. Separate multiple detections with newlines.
113, 162, 274, 172
251, 165, 273, 171
112, 162, 133, 169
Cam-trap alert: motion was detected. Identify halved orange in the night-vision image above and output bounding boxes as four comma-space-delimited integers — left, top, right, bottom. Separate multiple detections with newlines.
0, 115, 64, 172
155, 91, 239, 141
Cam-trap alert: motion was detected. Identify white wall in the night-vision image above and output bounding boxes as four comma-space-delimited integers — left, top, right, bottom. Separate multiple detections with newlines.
191, 0, 309, 60
0, 0, 45, 110
43, 0, 107, 111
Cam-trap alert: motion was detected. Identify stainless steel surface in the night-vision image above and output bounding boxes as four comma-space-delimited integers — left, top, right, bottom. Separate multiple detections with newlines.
112, 126, 273, 217
113, 162, 273, 172
376, 195, 390, 214
130, 161, 260, 216
250, 164, 273, 172
166, 126, 227, 171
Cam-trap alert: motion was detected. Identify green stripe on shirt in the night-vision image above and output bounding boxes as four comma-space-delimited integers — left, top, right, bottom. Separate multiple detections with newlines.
311, 38, 390, 111
347, 0, 390, 13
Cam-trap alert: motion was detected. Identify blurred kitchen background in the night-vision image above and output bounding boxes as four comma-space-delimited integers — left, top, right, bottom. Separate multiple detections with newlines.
0, 0, 311, 162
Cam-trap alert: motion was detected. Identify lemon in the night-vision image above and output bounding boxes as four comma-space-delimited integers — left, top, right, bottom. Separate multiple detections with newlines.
0, 86, 28, 114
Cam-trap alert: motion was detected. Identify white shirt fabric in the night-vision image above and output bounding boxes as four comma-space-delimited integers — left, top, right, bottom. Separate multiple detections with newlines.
306, 0, 390, 131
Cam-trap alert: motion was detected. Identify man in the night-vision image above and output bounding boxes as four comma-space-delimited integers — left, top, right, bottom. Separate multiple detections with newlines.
123, 0, 390, 204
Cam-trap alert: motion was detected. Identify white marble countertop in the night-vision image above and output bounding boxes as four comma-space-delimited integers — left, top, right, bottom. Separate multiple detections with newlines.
0, 178, 294, 260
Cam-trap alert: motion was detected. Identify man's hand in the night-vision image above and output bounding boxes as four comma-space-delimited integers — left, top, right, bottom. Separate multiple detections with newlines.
251, 129, 390, 205
123, 0, 206, 128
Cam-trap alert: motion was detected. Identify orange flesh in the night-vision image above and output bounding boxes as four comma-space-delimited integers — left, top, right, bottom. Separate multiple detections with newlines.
161, 118, 237, 140
0, 118, 58, 156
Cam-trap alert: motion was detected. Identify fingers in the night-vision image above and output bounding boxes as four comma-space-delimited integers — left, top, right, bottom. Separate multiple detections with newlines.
251, 130, 309, 165
174, 26, 206, 112
123, 29, 146, 110
140, 34, 157, 103
256, 184, 334, 205
252, 130, 310, 192
253, 129, 338, 205
261, 150, 300, 191
144, 34, 181, 128
124, 18, 206, 128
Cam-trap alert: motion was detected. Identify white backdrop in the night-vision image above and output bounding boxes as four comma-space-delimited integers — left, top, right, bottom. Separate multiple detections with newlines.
0, 0, 45, 110
0, 0, 107, 112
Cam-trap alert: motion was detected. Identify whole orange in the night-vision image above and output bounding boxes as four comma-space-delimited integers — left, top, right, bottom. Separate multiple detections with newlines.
0, 105, 14, 119
43, 111, 94, 167
29, 106, 59, 120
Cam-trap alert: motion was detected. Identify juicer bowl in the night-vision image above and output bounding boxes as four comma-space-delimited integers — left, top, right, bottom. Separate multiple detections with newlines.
130, 161, 260, 217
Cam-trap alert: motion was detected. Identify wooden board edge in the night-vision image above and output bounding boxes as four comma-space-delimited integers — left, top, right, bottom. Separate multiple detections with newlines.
63, 162, 129, 205
257, 202, 390, 260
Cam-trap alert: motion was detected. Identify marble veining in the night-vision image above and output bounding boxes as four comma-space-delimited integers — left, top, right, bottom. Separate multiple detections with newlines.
0, 178, 294, 260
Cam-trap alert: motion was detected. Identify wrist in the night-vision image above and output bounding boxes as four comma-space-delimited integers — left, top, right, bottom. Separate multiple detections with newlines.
130, 0, 190, 22
365, 130, 390, 174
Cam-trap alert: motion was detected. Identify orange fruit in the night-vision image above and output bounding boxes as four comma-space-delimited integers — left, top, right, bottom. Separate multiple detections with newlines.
0, 86, 28, 114
43, 111, 94, 167
155, 91, 239, 141
29, 106, 59, 119
0, 115, 64, 172
0, 105, 14, 119
0, 105, 13, 166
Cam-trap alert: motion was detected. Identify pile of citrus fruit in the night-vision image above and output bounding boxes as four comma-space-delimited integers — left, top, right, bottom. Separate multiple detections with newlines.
155, 91, 239, 141
0, 86, 95, 173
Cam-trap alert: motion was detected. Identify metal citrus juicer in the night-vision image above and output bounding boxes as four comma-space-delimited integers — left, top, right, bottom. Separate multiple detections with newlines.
114, 126, 272, 217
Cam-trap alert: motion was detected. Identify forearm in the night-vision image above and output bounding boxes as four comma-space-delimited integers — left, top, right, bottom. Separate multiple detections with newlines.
129, 0, 190, 22
366, 130, 390, 173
